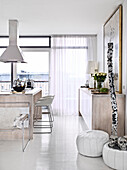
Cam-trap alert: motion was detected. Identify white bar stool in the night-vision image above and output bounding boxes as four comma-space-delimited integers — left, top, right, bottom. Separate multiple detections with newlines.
33, 95, 54, 134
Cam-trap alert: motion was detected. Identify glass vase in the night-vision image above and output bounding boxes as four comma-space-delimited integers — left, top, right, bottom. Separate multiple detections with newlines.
97, 81, 103, 89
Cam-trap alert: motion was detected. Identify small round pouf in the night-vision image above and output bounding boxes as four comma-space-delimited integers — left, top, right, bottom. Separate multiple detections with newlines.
103, 143, 127, 170
76, 130, 109, 157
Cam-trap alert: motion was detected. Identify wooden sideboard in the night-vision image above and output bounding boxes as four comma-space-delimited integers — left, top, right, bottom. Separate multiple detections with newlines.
78, 88, 125, 136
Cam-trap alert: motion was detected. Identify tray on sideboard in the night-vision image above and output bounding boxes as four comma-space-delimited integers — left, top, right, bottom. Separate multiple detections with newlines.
91, 91, 109, 94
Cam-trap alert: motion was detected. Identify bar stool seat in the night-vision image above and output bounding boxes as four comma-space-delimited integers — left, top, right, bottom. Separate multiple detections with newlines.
38, 95, 54, 122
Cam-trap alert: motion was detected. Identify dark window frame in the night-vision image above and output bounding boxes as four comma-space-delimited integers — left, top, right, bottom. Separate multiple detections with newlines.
0, 35, 51, 48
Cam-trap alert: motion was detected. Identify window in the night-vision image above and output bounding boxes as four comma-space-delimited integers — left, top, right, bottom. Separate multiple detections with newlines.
0, 48, 11, 91
17, 51, 49, 95
19, 36, 50, 48
0, 36, 51, 48
0, 37, 8, 47
0, 36, 51, 94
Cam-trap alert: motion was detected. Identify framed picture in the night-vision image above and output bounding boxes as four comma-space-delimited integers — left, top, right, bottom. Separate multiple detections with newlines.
104, 5, 122, 93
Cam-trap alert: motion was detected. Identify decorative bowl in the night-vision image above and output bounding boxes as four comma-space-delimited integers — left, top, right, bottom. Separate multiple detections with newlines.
13, 86, 25, 92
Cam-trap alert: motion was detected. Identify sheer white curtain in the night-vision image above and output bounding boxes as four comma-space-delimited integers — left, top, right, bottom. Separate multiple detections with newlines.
50, 35, 97, 116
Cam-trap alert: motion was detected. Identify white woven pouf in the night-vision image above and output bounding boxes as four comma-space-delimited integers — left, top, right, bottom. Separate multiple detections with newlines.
76, 130, 109, 157
103, 143, 127, 170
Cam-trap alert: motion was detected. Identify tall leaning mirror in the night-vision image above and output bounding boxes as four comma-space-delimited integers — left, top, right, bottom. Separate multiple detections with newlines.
104, 5, 122, 94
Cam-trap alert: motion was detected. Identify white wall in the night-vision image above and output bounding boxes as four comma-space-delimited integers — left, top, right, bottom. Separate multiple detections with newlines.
122, 0, 127, 134
97, 27, 104, 72
97, 0, 127, 134
122, 0, 127, 95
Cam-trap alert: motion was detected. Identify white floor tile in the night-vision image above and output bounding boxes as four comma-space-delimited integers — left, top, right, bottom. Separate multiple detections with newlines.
0, 115, 111, 170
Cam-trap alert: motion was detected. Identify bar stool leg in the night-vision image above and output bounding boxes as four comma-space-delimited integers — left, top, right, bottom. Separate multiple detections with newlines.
33, 105, 53, 134
49, 105, 54, 122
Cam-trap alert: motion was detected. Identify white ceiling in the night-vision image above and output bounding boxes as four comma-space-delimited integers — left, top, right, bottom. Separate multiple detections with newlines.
0, 0, 125, 35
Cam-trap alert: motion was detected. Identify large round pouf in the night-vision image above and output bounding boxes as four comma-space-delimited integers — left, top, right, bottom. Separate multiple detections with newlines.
76, 130, 109, 157
103, 143, 127, 170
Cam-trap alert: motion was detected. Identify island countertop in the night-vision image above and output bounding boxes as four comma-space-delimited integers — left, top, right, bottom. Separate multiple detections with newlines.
0, 88, 42, 96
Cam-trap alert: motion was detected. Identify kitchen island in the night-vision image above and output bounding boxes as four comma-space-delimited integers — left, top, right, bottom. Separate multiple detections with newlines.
0, 88, 42, 139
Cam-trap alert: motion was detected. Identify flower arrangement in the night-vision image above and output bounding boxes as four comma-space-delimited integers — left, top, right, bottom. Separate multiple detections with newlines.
93, 72, 107, 89
93, 72, 107, 82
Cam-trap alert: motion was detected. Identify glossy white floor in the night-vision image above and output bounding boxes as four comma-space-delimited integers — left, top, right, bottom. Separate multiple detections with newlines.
0, 116, 112, 170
